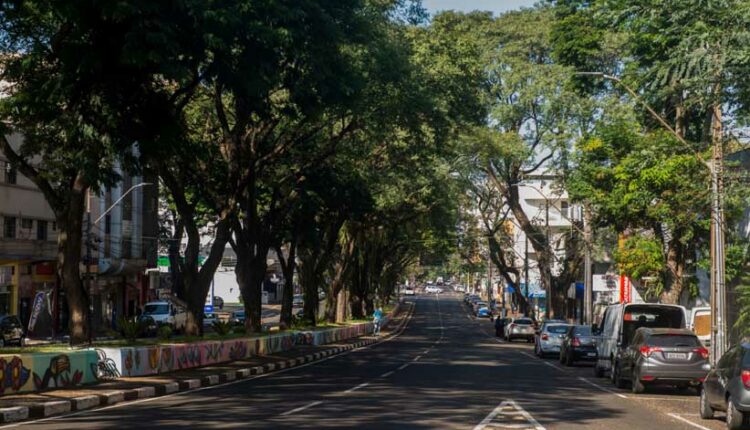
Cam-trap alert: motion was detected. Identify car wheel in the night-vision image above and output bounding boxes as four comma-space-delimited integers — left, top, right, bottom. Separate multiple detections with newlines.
726, 395, 747, 430
699, 387, 714, 419
612, 361, 627, 388
631, 372, 645, 394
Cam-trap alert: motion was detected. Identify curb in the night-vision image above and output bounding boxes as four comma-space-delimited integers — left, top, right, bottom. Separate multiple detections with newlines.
0, 304, 413, 424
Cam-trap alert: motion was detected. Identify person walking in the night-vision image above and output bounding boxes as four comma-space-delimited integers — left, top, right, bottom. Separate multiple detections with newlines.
373, 307, 383, 336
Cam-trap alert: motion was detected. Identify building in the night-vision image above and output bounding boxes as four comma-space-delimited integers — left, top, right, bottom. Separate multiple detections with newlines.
1, 132, 158, 335
0, 133, 58, 333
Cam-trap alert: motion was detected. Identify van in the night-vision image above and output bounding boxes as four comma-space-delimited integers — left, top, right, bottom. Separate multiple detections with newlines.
139, 300, 187, 333
690, 306, 711, 346
593, 303, 687, 378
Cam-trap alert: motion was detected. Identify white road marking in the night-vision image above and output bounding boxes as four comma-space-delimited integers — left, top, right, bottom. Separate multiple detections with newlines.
398, 363, 410, 370
280, 400, 323, 416
412, 355, 422, 362
380, 370, 395, 378
344, 382, 370, 393
666, 413, 713, 430
542, 361, 565, 372
474, 399, 545, 430
577, 377, 628, 399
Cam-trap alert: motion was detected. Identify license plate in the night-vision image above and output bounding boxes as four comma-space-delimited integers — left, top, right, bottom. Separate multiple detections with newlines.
666, 352, 687, 360
586, 352, 596, 357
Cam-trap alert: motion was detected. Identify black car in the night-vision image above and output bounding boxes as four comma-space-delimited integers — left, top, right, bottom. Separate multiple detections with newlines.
559, 325, 597, 366
701, 342, 750, 429
0, 315, 25, 347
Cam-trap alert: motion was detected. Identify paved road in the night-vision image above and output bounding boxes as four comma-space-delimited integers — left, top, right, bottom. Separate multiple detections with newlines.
7, 294, 729, 429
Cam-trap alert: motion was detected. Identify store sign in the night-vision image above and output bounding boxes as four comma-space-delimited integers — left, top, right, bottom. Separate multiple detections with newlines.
619, 275, 632, 304
28, 292, 45, 332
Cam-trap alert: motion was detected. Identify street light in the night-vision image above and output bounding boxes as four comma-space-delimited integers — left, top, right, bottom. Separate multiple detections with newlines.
574, 71, 726, 364
85, 182, 153, 344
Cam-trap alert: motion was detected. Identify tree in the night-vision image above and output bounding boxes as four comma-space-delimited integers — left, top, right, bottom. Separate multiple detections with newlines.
0, 0, 203, 343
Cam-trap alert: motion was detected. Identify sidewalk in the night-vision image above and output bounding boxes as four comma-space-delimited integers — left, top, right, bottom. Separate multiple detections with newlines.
0, 301, 414, 424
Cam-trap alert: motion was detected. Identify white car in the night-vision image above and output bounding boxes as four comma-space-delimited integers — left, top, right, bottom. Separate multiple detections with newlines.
403, 287, 415, 296
425, 286, 443, 294
140, 301, 187, 332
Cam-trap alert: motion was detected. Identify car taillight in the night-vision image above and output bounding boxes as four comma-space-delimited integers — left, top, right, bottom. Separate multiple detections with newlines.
509, 324, 516, 330
571, 338, 581, 347
640, 346, 663, 358
541, 334, 548, 341
742, 370, 750, 389
693, 347, 709, 360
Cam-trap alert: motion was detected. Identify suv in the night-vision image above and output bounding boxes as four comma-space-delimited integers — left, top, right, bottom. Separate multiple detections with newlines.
0, 315, 24, 347
140, 301, 187, 332
612, 328, 709, 394
701, 342, 750, 429
505, 317, 535, 343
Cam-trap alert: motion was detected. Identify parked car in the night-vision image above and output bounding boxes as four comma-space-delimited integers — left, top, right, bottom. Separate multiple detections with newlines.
560, 325, 598, 366
612, 327, 709, 394
535, 318, 567, 340
293, 294, 304, 307
594, 303, 687, 378
425, 286, 443, 294
495, 317, 511, 337
140, 301, 187, 332
203, 313, 219, 329
535, 323, 571, 357
230, 310, 246, 326
472, 301, 488, 315
0, 315, 24, 347
476, 305, 492, 318
690, 306, 711, 347
403, 287, 415, 296
505, 317, 536, 342
213, 296, 224, 310
700, 341, 750, 429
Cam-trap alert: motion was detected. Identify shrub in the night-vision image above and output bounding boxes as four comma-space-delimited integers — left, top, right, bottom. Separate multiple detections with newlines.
212, 320, 232, 337
157, 325, 173, 341
118, 318, 143, 344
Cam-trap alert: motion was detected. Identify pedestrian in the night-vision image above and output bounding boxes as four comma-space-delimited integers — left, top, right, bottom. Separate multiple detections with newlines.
494, 316, 505, 338
373, 307, 383, 336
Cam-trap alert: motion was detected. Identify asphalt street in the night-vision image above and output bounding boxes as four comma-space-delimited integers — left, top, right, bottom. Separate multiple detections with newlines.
5, 294, 730, 429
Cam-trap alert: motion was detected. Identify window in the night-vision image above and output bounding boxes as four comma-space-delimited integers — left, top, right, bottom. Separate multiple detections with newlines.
37, 220, 47, 241
105, 215, 111, 234
561, 201, 569, 218
21, 218, 32, 230
4, 163, 16, 185
647, 334, 699, 347
51, 221, 57, 231
3, 216, 15, 239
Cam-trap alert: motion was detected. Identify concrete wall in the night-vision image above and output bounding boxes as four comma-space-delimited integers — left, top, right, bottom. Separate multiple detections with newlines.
0, 350, 98, 395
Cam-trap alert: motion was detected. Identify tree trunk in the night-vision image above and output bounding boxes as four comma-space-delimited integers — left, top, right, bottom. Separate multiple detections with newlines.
235, 254, 267, 333
335, 288, 348, 323
57, 187, 89, 345
277, 243, 297, 330
298, 251, 320, 325
660, 240, 685, 305
350, 294, 364, 319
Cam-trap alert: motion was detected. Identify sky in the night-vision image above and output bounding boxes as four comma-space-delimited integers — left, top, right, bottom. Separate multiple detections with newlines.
422, 0, 537, 16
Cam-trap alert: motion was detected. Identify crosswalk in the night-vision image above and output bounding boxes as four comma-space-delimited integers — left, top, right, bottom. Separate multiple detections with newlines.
473, 400, 546, 430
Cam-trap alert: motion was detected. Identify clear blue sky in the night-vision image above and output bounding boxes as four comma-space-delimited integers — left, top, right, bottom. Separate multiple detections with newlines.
423, 0, 537, 16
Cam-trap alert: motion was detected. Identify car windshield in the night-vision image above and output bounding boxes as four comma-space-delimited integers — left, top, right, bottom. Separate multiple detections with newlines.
622, 305, 684, 346
572, 326, 592, 336
515, 319, 533, 325
647, 334, 699, 347
144, 304, 169, 315
547, 325, 569, 334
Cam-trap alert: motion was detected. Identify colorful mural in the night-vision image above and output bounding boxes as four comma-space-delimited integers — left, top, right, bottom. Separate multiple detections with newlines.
0, 351, 97, 395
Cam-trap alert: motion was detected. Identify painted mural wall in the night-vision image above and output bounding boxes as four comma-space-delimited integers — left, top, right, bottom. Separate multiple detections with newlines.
0, 350, 98, 395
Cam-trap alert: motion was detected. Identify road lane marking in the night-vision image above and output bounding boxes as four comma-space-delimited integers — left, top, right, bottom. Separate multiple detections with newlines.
474, 399, 545, 430
344, 382, 370, 393
542, 361, 565, 372
412, 355, 422, 362
398, 363, 410, 370
380, 371, 395, 378
280, 401, 323, 416
577, 377, 628, 399
666, 413, 713, 430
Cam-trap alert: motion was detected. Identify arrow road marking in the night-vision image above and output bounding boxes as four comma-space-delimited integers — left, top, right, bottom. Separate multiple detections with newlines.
473, 400, 545, 430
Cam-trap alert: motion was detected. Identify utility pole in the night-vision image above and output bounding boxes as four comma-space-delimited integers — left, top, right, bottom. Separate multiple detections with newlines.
545, 200, 550, 320
583, 205, 593, 325
710, 102, 727, 365
524, 236, 530, 318
487, 238, 493, 305
86, 208, 93, 345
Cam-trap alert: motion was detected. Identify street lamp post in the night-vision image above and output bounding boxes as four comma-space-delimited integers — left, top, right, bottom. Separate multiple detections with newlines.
574, 71, 726, 363
85, 182, 152, 344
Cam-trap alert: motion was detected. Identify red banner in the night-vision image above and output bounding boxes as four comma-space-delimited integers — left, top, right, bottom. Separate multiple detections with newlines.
619, 275, 632, 303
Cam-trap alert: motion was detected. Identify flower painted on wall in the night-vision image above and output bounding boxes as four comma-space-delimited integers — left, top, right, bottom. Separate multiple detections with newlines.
0, 357, 31, 394
33, 354, 83, 390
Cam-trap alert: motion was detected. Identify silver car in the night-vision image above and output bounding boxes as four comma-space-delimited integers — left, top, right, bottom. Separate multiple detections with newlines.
612, 327, 710, 394
535, 323, 571, 357
505, 317, 536, 342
